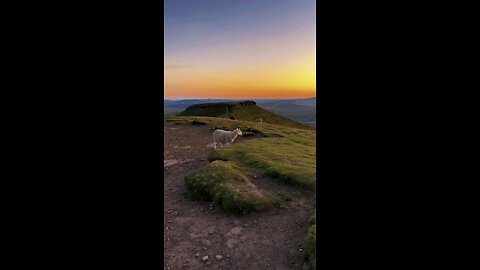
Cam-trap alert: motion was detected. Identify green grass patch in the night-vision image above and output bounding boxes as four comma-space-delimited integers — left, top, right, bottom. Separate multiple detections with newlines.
168, 116, 316, 187
168, 115, 316, 214
209, 136, 315, 187
184, 160, 275, 215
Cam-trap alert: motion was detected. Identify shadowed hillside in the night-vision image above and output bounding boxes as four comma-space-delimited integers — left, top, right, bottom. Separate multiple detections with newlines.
164, 98, 317, 127
178, 101, 313, 129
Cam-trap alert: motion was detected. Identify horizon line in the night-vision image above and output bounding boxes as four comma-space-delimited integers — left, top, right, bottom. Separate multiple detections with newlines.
164, 96, 316, 100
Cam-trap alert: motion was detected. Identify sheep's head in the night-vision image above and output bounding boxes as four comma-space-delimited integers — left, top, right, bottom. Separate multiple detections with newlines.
234, 128, 243, 136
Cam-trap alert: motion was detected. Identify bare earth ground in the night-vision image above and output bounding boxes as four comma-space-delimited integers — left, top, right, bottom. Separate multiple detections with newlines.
164, 122, 316, 270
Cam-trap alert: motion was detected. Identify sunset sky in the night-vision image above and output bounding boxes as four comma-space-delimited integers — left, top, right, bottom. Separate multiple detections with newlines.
164, 0, 316, 99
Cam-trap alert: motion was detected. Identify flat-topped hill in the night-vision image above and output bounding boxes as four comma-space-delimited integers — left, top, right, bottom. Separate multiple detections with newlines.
178, 101, 312, 130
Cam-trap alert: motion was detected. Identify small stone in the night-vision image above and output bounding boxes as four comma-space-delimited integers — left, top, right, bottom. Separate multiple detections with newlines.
253, 175, 257, 179
299, 248, 303, 252
215, 255, 223, 261
226, 239, 238, 248
202, 255, 209, 262
195, 253, 200, 257
203, 247, 207, 250
243, 224, 248, 227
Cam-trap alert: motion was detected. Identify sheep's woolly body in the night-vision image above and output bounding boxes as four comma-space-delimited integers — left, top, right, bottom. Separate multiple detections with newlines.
213, 128, 243, 149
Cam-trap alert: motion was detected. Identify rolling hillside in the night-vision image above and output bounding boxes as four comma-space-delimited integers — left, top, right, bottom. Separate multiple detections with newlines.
177, 100, 313, 129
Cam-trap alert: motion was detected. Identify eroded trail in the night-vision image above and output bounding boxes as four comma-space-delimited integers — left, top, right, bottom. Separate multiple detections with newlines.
164, 122, 315, 270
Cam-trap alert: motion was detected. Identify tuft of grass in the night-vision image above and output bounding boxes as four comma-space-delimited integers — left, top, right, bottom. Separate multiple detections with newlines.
185, 160, 274, 215
304, 212, 316, 269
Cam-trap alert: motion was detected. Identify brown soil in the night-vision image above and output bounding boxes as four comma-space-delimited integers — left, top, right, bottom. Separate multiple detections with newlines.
164, 122, 316, 270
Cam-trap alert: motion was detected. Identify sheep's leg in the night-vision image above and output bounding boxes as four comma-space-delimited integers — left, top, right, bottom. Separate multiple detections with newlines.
213, 134, 216, 149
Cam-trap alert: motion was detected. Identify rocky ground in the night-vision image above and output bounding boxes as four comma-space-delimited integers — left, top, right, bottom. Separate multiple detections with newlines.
164, 122, 316, 270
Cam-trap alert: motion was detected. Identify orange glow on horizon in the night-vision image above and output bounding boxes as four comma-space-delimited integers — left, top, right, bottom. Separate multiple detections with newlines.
164, 51, 316, 98
164, 2, 315, 99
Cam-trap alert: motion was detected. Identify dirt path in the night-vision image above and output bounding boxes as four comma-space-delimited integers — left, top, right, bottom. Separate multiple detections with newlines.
164, 122, 315, 270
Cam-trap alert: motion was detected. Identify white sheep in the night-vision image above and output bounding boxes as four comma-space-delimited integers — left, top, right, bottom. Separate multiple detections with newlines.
213, 128, 243, 149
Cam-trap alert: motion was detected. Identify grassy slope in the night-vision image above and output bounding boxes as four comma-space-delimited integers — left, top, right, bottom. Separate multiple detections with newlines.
185, 160, 278, 215
178, 102, 313, 130
166, 116, 316, 214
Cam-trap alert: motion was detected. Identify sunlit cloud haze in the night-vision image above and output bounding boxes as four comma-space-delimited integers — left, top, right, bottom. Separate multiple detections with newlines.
164, 0, 316, 99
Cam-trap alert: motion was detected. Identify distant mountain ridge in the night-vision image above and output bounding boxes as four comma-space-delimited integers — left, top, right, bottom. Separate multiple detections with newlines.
178, 100, 312, 129
165, 97, 316, 127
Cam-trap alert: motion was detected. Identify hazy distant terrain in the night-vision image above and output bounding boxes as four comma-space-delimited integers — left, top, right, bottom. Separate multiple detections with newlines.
164, 97, 316, 127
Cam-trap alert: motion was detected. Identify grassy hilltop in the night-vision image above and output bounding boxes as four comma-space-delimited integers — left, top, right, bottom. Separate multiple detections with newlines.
165, 115, 316, 214
178, 101, 313, 130
166, 107, 316, 268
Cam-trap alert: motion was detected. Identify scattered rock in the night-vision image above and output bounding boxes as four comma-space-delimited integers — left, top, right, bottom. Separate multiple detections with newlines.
231, 227, 242, 235
226, 239, 238, 248
202, 255, 209, 262
215, 255, 223, 261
